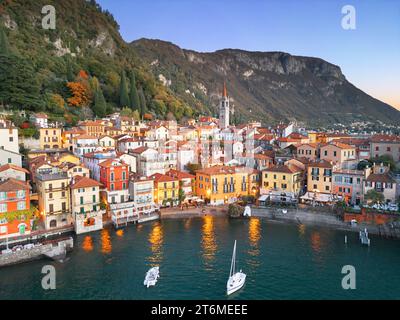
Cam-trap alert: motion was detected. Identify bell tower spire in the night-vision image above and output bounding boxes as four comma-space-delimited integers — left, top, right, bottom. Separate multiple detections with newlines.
219, 81, 230, 129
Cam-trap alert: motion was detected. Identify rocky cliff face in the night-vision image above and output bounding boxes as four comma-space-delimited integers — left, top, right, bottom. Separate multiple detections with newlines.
132, 39, 400, 126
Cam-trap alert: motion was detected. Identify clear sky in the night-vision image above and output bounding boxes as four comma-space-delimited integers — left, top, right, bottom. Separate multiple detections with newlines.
97, 0, 400, 110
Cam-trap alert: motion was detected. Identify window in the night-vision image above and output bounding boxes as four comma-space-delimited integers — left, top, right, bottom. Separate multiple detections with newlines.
49, 204, 54, 213
93, 195, 96, 203
9, 137, 13, 142
0, 192, 6, 200
80, 197, 84, 205
0, 203, 7, 213
17, 201, 26, 210
122, 171, 126, 180
111, 184, 114, 191
8, 158, 11, 164
325, 186, 330, 191
110, 173, 114, 181
62, 202, 66, 211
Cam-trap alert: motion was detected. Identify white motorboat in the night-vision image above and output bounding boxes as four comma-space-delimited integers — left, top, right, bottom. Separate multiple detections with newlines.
226, 240, 246, 295
144, 266, 160, 288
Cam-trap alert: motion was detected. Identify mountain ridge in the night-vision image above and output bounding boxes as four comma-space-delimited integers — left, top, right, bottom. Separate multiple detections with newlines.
131, 38, 400, 126
0, 0, 398, 127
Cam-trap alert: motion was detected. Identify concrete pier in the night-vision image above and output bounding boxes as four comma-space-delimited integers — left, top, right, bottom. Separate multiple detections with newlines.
0, 237, 73, 268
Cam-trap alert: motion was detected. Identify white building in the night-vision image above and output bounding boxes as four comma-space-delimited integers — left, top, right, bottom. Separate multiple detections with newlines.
30, 113, 48, 128
70, 176, 104, 234
73, 134, 99, 157
131, 147, 165, 177
0, 164, 29, 181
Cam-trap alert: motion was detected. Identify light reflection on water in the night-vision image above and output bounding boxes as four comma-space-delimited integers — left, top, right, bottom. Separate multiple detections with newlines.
1, 217, 400, 300
147, 222, 164, 265
298, 224, 306, 237
82, 235, 93, 252
247, 218, 261, 269
116, 229, 124, 237
101, 229, 112, 254
201, 215, 217, 265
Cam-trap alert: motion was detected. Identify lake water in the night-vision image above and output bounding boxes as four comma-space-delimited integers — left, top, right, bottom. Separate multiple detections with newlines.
0, 216, 399, 300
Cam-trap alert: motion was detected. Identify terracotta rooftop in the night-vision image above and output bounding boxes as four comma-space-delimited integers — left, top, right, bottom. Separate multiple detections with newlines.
308, 160, 333, 168
263, 164, 302, 174
166, 169, 195, 180
0, 178, 30, 192
70, 175, 102, 189
0, 164, 29, 174
149, 173, 178, 183
366, 173, 395, 184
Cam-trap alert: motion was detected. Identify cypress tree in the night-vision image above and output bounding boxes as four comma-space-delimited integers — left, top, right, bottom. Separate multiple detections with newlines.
119, 71, 130, 108
138, 87, 147, 117
93, 87, 107, 118
66, 58, 75, 82
129, 71, 140, 111
0, 27, 10, 55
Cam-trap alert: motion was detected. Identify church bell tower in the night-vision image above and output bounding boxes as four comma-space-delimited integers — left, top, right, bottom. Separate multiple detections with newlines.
219, 82, 230, 129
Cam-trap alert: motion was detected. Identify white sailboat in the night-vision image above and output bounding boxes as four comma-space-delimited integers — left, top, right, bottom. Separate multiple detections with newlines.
226, 240, 246, 295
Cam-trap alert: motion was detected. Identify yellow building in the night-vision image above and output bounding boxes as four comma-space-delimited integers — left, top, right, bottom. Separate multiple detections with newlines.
307, 160, 333, 193
39, 127, 62, 149
150, 173, 180, 207
261, 164, 303, 195
195, 165, 258, 205
37, 171, 71, 230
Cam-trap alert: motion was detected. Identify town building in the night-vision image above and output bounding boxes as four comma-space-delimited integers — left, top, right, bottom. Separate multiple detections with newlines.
261, 164, 303, 200
70, 176, 104, 234
364, 164, 397, 203
129, 175, 158, 215
195, 165, 256, 205
320, 142, 356, 164
0, 178, 31, 239
370, 135, 400, 163
0, 164, 29, 181
333, 167, 371, 205
150, 173, 180, 207
99, 159, 130, 205
39, 126, 62, 149
306, 160, 333, 194
37, 171, 71, 230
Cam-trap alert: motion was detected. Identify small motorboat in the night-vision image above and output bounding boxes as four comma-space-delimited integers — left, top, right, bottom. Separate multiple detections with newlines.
227, 240, 246, 295
144, 266, 160, 288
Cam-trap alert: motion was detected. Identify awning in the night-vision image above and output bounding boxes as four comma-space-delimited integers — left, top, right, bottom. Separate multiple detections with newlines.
258, 195, 269, 202
300, 192, 342, 203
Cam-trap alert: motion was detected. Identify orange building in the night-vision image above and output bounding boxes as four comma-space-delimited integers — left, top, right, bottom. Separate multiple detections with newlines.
0, 178, 32, 239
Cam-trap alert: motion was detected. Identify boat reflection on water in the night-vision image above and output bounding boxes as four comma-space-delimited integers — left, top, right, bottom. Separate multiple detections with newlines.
298, 224, 306, 237
101, 229, 112, 254
148, 222, 164, 265
82, 235, 94, 252
201, 215, 217, 264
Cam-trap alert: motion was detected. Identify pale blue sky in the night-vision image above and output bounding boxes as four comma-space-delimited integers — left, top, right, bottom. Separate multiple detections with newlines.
97, 0, 400, 109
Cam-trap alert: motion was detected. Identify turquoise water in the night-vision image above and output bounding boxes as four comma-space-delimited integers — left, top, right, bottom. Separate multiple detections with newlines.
0, 217, 399, 300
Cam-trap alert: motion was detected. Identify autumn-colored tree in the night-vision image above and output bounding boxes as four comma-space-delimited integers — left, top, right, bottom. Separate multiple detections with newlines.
66, 70, 92, 107
67, 82, 91, 107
